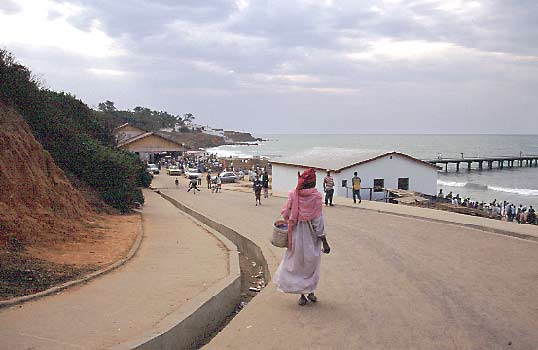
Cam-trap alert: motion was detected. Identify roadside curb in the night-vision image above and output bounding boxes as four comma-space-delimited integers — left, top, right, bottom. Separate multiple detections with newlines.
157, 190, 271, 281
0, 212, 144, 309
110, 192, 241, 350
374, 209, 538, 243
270, 191, 538, 244
110, 189, 268, 350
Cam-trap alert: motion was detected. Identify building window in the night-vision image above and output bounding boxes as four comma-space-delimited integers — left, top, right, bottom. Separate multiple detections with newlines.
373, 178, 384, 192
398, 177, 409, 190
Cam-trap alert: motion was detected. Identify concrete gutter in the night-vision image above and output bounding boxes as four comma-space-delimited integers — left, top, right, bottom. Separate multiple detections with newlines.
158, 190, 271, 281
109, 210, 241, 350
0, 212, 144, 309
109, 190, 270, 350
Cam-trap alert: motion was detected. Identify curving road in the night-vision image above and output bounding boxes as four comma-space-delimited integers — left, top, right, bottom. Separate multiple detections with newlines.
154, 175, 538, 350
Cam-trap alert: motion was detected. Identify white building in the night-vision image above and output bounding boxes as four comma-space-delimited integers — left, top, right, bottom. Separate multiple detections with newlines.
271, 148, 439, 201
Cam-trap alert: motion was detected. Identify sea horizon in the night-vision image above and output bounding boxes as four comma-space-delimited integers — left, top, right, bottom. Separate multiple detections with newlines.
209, 134, 538, 208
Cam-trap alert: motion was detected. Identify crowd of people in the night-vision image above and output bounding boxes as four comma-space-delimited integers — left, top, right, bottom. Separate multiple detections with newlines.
437, 189, 537, 224
151, 152, 273, 205
155, 152, 224, 174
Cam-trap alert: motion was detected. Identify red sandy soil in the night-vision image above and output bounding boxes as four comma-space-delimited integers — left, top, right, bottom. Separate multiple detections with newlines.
0, 102, 139, 299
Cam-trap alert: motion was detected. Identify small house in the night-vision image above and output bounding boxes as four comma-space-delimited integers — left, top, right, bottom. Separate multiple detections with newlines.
271, 148, 439, 200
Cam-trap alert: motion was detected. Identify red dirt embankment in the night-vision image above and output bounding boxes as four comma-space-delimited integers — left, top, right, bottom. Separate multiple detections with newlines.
0, 103, 92, 250
0, 103, 139, 299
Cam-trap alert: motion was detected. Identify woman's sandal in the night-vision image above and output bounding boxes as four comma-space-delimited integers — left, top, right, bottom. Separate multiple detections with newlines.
307, 293, 317, 303
298, 294, 308, 306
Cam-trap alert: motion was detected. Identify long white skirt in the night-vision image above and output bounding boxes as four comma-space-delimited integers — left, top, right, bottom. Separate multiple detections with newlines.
274, 216, 325, 294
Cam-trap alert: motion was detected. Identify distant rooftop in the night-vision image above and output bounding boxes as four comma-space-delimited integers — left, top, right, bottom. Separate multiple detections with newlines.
271, 147, 438, 171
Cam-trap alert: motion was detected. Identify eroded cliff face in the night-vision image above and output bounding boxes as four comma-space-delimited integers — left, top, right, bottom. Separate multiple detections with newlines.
0, 102, 92, 250
224, 130, 261, 143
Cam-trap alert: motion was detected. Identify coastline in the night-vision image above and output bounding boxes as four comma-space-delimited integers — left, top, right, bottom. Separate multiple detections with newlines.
206, 135, 538, 208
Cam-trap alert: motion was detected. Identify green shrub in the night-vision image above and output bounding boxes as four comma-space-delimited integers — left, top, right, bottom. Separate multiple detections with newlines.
0, 49, 148, 212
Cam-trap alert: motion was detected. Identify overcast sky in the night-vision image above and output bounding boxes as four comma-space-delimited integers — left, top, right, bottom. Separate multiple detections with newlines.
1, 0, 537, 134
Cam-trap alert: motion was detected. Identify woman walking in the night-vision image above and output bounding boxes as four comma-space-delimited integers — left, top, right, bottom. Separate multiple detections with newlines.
274, 168, 331, 306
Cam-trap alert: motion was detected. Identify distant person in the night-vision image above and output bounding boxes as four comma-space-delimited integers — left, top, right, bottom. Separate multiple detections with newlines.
351, 172, 362, 204
206, 172, 212, 189
323, 170, 335, 206
262, 170, 270, 199
174, 178, 179, 187
528, 206, 536, 224
197, 175, 202, 186
215, 174, 222, 193
446, 191, 453, 199
274, 168, 330, 306
253, 175, 263, 206
438, 189, 444, 198
187, 176, 200, 193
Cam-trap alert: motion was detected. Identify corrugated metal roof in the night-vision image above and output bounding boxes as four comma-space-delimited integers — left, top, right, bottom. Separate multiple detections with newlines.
271, 147, 439, 171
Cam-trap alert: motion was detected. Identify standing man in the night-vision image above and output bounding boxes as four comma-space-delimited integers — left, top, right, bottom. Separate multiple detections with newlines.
323, 170, 335, 206
206, 172, 212, 189
253, 175, 263, 206
215, 174, 222, 193
262, 170, 270, 199
351, 172, 362, 204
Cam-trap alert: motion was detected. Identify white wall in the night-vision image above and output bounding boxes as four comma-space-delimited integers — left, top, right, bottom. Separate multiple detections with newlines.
272, 165, 326, 195
335, 154, 437, 200
272, 154, 437, 201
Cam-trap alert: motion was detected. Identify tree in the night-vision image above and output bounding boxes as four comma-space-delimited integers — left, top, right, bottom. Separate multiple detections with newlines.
183, 113, 195, 124
98, 100, 117, 112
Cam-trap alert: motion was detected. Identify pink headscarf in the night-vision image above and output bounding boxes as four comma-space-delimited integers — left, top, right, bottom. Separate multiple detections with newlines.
281, 169, 323, 249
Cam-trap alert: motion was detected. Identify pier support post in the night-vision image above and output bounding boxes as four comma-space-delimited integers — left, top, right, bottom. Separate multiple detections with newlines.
488, 161, 493, 169
456, 162, 460, 172
479, 161, 483, 170
499, 160, 503, 169
445, 163, 448, 173
467, 162, 471, 171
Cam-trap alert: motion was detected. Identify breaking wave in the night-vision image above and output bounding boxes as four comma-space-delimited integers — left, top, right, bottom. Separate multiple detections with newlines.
488, 186, 538, 196
437, 180, 466, 187
437, 180, 538, 196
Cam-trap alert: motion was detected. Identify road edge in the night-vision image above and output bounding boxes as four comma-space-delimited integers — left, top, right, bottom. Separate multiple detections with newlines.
109, 189, 269, 350
0, 211, 145, 309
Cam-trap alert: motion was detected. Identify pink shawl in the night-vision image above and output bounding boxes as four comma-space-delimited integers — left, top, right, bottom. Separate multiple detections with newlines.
281, 188, 323, 249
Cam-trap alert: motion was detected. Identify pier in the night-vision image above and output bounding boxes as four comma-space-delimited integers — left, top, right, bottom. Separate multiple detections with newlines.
425, 155, 538, 172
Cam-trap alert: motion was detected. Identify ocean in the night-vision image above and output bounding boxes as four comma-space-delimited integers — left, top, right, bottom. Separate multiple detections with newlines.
208, 134, 538, 207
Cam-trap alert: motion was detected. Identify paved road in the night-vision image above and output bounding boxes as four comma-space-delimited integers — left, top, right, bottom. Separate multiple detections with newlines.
154, 175, 538, 350
0, 190, 229, 350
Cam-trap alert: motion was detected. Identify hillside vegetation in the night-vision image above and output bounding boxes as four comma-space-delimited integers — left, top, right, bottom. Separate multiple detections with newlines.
0, 49, 150, 212
95, 100, 182, 132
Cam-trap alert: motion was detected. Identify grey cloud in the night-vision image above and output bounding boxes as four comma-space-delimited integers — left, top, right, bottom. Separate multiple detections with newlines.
0, 0, 22, 15
65, 0, 236, 37
8, 0, 538, 133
